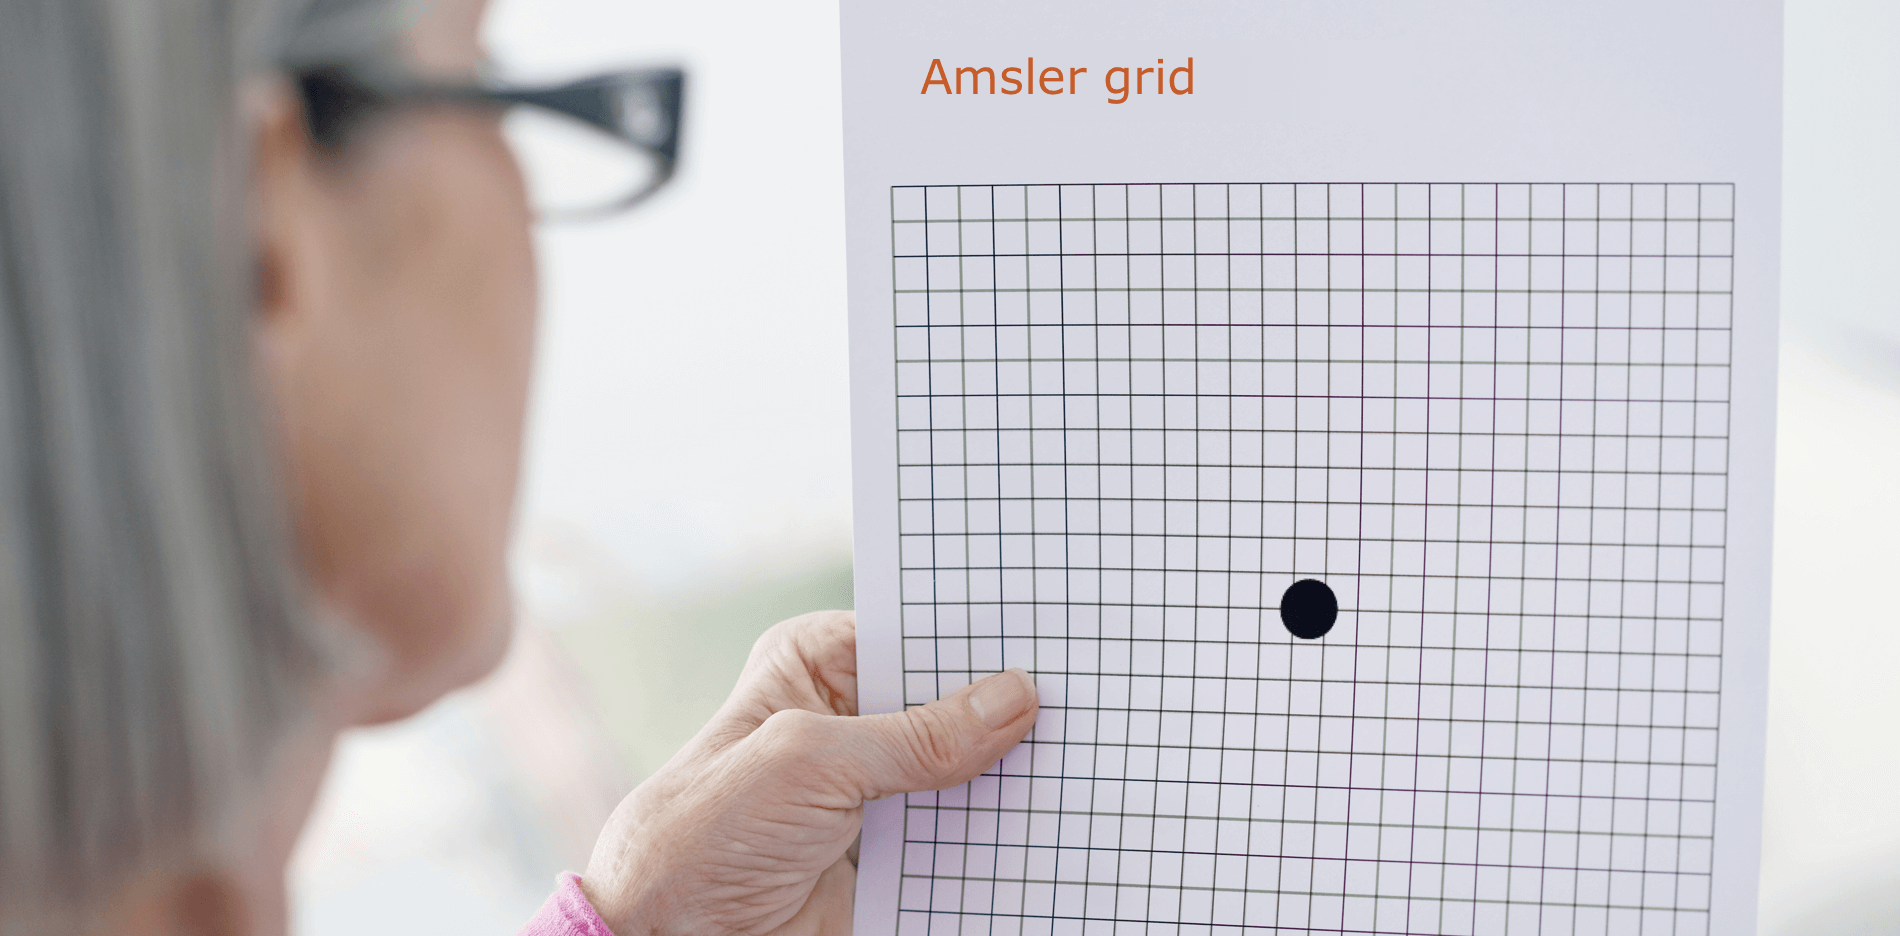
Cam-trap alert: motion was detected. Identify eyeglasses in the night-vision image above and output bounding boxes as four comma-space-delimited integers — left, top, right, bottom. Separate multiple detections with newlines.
296, 66, 685, 221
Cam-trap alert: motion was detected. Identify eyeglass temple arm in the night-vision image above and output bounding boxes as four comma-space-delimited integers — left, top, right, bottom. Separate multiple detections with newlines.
486, 70, 684, 164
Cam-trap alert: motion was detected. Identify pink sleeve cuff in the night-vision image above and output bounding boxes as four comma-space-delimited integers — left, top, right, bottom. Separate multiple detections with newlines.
518, 872, 616, 936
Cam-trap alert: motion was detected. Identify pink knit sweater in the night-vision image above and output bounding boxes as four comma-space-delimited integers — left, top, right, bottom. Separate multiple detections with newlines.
518, 873, 615, 936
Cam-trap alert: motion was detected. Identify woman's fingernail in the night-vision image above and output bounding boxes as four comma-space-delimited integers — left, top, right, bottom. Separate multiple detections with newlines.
969, 668, 1036, 729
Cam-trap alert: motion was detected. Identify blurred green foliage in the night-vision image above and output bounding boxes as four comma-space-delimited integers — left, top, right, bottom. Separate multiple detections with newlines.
552, 554, 854, 779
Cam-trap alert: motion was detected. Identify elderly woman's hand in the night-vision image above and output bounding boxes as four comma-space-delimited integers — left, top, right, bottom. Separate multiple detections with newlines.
578, 611, 1039, 936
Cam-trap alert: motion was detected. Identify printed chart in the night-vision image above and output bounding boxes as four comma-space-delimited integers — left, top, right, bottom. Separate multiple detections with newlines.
886, 182, 1737, 936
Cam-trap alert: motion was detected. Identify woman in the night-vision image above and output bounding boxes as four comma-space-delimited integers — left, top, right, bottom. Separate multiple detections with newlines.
0, 0, 1038, 933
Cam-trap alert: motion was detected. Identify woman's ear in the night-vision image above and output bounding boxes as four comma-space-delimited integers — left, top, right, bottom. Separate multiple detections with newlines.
245, 77, 317, 335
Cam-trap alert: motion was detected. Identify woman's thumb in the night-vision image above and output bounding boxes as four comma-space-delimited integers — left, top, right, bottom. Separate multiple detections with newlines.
834, 668, 1039, 801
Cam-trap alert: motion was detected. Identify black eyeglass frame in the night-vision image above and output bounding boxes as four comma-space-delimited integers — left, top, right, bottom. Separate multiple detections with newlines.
295, 66, 686, 216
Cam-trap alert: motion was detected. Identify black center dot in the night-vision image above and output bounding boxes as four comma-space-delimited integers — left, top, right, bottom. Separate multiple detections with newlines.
1279, 579, 1338, 640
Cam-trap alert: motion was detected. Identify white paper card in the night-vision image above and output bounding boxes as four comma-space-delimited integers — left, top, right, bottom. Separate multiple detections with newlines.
844, 5, 1781, 935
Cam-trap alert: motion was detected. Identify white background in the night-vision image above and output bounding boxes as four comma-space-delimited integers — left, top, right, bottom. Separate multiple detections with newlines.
841, 4, 1781, 934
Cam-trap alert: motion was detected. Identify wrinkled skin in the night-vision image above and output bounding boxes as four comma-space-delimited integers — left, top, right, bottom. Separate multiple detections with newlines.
582, 612, 1037, 936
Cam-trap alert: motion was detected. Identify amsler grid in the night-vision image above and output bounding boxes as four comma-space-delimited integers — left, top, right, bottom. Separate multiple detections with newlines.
887, 183, 1735, 936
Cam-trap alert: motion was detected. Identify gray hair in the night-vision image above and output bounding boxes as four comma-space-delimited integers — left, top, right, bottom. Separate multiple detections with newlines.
0, 0, 413, 917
